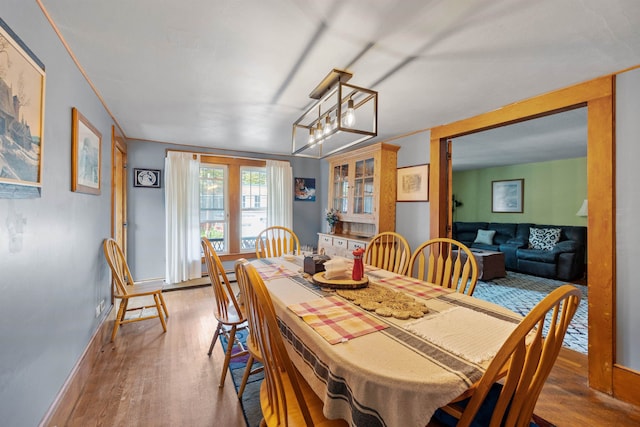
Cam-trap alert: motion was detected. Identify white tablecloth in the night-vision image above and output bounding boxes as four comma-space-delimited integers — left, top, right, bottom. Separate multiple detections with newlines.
253, 257, 522, 427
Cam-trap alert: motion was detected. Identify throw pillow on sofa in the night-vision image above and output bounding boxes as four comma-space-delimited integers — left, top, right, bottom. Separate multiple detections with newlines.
474, 229, 496, 245
528, 227, 561, 251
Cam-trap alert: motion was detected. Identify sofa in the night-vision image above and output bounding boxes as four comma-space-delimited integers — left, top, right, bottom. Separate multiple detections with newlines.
452, 222, 587, 281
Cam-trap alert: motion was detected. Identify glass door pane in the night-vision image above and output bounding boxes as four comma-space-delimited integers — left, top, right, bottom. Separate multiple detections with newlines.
333, 163, 349, 214
354, 158, 374, 214
240, 167, 267, 252
200, 165, 228, 253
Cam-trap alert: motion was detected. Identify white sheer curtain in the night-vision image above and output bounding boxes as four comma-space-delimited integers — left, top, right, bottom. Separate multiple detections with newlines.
165, 152, 201, 284
266, 160, 293, 228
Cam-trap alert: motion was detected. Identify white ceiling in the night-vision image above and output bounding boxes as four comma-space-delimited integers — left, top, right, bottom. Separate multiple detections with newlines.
39, 0, 640, 167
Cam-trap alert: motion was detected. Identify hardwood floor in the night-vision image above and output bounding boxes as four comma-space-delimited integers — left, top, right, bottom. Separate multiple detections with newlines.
64, 286, 640, 427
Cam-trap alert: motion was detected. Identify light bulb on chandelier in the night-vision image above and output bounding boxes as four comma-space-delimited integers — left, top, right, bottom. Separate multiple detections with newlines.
342, 97, 355, 127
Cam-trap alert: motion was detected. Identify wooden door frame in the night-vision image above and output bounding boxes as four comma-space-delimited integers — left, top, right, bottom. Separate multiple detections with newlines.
429, 75, 630, 398
111, 125, 127, 302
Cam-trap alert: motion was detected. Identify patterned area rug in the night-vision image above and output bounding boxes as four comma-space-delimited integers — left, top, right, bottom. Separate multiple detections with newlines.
220, 329, 263, 427
472, 271, 588, 354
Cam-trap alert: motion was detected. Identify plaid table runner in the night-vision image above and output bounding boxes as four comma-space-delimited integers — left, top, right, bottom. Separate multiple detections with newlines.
254, 263, 300, 280
376, 275, 453, 300
288, 296, 388, 344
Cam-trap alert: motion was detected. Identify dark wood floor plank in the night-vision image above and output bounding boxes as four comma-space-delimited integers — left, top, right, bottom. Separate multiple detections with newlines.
65, 285, 640, 427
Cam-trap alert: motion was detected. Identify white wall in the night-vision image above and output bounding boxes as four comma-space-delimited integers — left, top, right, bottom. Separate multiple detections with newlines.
615, 68, 640, 370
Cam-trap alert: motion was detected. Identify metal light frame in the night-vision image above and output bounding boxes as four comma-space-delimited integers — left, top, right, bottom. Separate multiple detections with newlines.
292, 70, 378, 158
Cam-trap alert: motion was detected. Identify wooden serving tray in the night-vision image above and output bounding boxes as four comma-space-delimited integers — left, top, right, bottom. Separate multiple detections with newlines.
312, 272, 369, 289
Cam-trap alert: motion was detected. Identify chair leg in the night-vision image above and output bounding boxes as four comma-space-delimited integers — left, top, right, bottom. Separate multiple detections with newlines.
153, 293, 167, 332
111, 299, 127, 342
219, 325, 237, 388
238, 354, 254, 398
208, 322, 223, 356
157, 292, 169, 318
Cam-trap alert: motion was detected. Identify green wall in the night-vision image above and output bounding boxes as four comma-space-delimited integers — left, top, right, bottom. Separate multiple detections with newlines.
453, 157, 587, 226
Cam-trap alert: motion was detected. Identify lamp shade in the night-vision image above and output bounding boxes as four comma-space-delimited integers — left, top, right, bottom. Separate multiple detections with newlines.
576, 199, 588, 217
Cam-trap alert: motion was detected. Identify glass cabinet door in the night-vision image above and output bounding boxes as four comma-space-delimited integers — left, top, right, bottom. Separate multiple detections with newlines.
332, 163, 349, 214
353, 157, 374, 215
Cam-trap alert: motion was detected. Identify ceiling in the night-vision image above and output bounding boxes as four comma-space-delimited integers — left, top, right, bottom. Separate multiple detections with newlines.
39, 0, 640, 167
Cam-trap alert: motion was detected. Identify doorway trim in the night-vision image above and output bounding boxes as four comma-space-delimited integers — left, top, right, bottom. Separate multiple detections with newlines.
429, 75, 617, 395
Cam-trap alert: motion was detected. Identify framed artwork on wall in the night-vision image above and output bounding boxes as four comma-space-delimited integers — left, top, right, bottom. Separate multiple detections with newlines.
294, 177, 316, 201
134, 168, 162, 188
397, 164, 429, 202
492, 179, 524, 213
71, 107, 102, 195
0, 18, 46, 198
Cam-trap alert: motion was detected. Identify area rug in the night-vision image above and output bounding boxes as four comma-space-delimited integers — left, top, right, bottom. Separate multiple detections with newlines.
220, 329, 264, 427
472, 271, 588, 354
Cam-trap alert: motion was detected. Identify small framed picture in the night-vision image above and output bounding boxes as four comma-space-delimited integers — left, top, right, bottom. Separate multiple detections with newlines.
71, 108, 102, 195
397, 164, 429, 202
294, 177, 316, 201
492, 179, 524, 213
134, 168, 162, 188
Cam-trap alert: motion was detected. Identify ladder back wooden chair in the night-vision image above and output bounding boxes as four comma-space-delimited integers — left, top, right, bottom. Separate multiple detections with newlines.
255, 226, 300, 259
364, 231, 411, 275
201, 237, 250, 389
430, 284, 582, 427
234, 259, 265, 399
408, 237, 479, 296
238, 260, 348, 427
103, 238, 169, 342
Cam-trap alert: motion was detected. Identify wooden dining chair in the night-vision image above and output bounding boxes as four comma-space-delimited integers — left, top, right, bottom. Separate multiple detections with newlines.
234, 259, 265, 399
408, 237, 479, 296
103, 238, 169, 342
364, 231, 411, 275
255, 226, 300, 259
238, 259, 348, 427
430, 284, 582, 427
201, 237, 250, 389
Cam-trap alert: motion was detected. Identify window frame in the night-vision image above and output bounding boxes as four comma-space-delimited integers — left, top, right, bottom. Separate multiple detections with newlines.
200, 155, 266, 260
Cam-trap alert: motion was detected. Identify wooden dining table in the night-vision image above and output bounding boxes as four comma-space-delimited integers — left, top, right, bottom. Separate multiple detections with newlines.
250, 256, 523, 427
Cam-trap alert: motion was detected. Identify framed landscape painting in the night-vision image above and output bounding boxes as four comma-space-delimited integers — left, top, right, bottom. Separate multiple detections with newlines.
492, 179, 524, 213
397, 164, 429, 202
0, 18, 46, 197
71, 107, 102, 195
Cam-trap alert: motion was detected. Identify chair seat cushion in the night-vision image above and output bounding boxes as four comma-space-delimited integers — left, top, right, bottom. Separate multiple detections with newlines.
432, 383, 540, 427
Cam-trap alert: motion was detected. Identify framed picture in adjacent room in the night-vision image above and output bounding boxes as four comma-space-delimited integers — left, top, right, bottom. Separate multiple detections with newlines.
397, 164, 429, 202
134, 168, 162, 188
492, 179, 524, 213
71, 107, 102, 195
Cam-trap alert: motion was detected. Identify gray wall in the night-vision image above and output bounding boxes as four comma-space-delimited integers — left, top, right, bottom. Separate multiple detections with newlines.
395, 131, 432, 252
615, 68, 640, 370
127, 140, 322, 279
0, 2, 115, 426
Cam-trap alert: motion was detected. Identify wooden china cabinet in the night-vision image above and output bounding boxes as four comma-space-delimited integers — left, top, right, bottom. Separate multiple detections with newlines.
318, 142, 400, 258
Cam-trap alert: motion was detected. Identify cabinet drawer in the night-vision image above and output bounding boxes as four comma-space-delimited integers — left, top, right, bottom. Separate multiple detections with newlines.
347, 240, 367, 251
333, 238, 347, 249
319, 235, 333, 245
